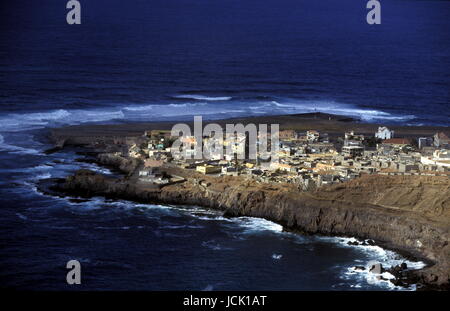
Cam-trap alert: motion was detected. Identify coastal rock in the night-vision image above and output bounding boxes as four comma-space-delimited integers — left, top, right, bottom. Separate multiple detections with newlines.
366, 239, 376, 246
97, 153, 140, 175
353, 266, 366, 271
369, 263, 384, 274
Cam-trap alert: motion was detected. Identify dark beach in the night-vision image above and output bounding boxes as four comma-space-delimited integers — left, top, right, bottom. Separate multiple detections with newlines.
50, 112, 450, 146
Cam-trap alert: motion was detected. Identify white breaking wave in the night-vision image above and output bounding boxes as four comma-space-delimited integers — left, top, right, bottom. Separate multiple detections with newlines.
0, 134, 42, 155
30, 172, 52, 181
0, 109, 71, 132
0, 108, 125, 132
236, 217, 284, 234
0, 98, 415, 135
24, 109, 71, 120
272, 254, 283, 260
345, 266, 405, 290
188, 211, 284, 234
70, 109, 125, 123
271, 101, 292, 108
202, 284, 214, 291
332, 237, 426, 270
323, 237, 426, 290
0, 108, 126, 154
247, 100, 416, 122
173, 94, 232, 101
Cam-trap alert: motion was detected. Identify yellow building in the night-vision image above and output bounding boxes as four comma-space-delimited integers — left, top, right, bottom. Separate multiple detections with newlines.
196, 165, 221, 174
314, 162, 335, 172
270, 162, 295, 173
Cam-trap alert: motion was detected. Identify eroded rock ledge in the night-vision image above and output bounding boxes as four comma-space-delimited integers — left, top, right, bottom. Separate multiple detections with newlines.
45, 164, 450, 290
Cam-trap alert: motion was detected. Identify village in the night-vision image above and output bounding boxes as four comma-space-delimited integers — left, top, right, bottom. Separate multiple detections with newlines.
114, 125, 450, 190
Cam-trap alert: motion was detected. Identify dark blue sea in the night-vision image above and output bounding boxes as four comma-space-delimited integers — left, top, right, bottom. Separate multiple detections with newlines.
0, 0, 448, 290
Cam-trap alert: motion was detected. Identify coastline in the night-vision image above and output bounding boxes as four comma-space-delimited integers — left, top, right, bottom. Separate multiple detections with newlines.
44, 113, 450, 290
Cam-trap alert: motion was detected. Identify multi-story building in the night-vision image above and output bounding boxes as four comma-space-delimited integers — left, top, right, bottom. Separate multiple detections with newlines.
342, 146, 364, 158
375, 127, 394, 140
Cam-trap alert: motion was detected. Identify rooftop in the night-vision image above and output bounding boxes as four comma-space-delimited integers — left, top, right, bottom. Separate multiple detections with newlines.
383, 138, 411, 145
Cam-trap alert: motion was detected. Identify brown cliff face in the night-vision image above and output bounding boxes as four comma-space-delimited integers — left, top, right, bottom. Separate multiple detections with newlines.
53, 169, 450, 289
316, 175, 450, 222
96, 153, 140, 175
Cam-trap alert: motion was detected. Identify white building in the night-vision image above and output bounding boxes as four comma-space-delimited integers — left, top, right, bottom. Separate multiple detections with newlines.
306, 130, 320, 142
421, 150, 450, 168
375, 127, 394, 140
434, 132, 450, 148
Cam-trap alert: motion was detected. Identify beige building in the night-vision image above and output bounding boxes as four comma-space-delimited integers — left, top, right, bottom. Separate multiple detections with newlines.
196, 165, 221, 174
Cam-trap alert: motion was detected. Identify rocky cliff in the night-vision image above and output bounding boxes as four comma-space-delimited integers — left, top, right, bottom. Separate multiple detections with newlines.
47, 167, 450, 289
96, 153, 140, 175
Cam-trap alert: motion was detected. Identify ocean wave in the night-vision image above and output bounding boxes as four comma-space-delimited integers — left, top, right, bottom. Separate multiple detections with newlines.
71, 109, 125, 123
173, 94, 232, 101
344, 265, 403, 290
77, 162, 113, 175
191, 214, 234, 222
188, 211, 284, 234
3, 164, 53, 173
202, 284, 214, 291
245, 99, 417, 123
334, 237, 426, 270
30, 164, 54, 171
322, 237, 426, 290
124, 102, 208, 112
169, 103, 187, 108
236, 217, 283, 234
265, 100, 416, 122
160, 223, 204, 230
270, 101, 292, 108
0, 109, 71, 132
0, 134, 43, 155
16, 213, 28, 220
94, 226, 134, 230
201, 240, 233, 251
23, 109, 71, 121
272, 254, 283, 260
123, 104, 158, 111
30, 172, 52, 181
0, 97, 419, 138
0, 108, 126, 133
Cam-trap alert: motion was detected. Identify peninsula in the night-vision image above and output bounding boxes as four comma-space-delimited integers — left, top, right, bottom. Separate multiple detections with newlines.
45, 113, 450, 289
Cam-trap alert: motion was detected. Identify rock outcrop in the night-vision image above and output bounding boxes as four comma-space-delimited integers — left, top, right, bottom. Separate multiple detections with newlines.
96, 153, 141, 175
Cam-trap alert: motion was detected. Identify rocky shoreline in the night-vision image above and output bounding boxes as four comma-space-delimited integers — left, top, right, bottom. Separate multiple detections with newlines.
38, 153, 449, 290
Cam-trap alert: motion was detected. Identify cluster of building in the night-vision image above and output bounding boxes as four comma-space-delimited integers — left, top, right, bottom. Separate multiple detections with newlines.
123, 127, 450, 189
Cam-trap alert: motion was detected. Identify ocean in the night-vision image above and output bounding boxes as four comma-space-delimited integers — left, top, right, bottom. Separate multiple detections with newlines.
0, 0, 448, 290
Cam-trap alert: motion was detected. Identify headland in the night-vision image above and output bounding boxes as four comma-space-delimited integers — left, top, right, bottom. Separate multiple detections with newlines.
44, 113, 450, 289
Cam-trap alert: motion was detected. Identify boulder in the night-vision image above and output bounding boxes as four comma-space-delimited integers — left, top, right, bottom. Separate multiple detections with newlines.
369, 263, 383, 274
